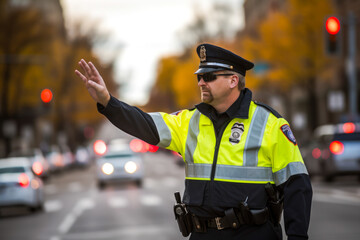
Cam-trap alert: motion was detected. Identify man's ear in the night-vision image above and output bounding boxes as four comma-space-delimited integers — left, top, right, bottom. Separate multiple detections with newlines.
229, 75, 239, 89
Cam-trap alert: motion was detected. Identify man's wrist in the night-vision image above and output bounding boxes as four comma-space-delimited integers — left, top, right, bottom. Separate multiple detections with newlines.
100, 94, 110, 107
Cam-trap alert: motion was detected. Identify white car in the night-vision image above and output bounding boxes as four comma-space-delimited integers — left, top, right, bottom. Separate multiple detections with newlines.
9, 148, 50, 179
0, 157, 44, 212
96, 143, 144, 189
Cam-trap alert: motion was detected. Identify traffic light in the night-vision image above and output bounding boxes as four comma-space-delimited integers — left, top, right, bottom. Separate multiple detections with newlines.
41, 89, 53, 103
324, 16, 341, 55
40, 88, 53, 114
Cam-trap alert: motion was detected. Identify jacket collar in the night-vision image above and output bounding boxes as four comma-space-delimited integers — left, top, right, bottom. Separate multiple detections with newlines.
195, 88, 252, 119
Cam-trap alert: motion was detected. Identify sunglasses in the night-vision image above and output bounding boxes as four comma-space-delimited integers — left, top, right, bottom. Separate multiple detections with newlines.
197, 73, 233, 82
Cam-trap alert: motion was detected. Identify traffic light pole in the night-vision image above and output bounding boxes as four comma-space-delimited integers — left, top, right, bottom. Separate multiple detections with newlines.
347, 12, 358, 119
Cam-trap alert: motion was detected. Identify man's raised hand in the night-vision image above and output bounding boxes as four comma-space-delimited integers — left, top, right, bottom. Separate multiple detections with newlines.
75, 59, 110, 107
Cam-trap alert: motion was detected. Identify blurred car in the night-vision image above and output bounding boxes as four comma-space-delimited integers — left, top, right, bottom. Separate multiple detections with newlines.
9, 148, 50, 179
96, 141, 144, 189
0, 157, 44, 212
59, 145, 75, 168
303, 122, 360, 181
74, 146, 92, 168
45, 145, 65, 172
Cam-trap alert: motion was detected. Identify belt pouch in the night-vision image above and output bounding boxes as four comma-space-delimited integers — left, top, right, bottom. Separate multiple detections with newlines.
224, 208, 241, 228
250, 208, 269, 225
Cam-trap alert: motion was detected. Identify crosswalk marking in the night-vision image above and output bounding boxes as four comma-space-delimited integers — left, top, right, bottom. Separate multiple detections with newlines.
44, 200, 63, 212
108, 197, 128, 208
140, 194, 162, 206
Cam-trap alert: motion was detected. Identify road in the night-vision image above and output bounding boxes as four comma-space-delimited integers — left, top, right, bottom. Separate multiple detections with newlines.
1, 151, 360, 240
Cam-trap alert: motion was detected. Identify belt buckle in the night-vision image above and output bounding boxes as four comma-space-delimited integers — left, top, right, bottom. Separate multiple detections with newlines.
215, 217, 224, 230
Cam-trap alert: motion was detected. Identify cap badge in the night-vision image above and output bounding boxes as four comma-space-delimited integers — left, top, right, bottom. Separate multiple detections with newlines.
200, 45, 206, 62
229, 122, 244, 145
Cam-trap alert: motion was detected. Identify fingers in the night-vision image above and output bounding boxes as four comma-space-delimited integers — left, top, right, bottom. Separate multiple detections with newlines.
75, 70, 87, 83
79, 59, 91, 78
88, 62, 100, 78
87, 79, 103, 91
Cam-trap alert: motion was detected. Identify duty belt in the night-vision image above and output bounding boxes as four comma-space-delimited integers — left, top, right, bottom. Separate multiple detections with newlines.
192, 207, 270, 232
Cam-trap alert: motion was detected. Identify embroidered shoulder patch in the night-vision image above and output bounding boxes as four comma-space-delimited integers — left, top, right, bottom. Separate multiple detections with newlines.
280, 124, 297, 145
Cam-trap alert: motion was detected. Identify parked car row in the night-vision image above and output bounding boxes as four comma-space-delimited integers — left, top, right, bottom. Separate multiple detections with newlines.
0, 145, 94, 214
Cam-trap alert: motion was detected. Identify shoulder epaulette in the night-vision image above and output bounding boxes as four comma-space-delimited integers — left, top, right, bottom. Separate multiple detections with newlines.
254, 101, 282, 118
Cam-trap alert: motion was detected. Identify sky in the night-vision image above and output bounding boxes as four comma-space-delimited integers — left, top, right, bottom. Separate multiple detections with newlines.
61, 0, 245, 105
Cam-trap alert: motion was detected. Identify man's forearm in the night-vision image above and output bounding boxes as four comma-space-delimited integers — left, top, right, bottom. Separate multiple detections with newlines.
97, 95, 160, 145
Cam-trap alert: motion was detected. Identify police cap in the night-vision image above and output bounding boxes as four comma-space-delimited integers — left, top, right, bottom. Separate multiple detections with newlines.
194, 43, 254, 76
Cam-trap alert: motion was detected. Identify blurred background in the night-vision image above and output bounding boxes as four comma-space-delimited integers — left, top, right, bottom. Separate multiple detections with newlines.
0, 0, 359, 240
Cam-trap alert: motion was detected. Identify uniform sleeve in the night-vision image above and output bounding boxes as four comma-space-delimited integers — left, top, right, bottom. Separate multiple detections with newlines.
270, 118, 312, 240
279, 174, 312, 240
97, 95, 160, 145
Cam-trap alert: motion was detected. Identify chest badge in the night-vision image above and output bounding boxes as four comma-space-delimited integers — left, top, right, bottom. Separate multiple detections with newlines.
229, 122, 244, 145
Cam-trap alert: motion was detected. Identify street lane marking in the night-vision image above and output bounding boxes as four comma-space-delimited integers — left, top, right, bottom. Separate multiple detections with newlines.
140, 194, 162, 206
58, 198, 95, 234
44, 200, 63, 212
108, 197, 128, 208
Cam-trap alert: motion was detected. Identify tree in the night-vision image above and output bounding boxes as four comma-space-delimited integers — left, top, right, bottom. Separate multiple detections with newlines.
238, 0, 334, 130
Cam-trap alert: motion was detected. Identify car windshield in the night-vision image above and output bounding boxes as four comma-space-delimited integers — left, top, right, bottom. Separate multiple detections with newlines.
104, 153, 133, 159
0, 167, 25, 174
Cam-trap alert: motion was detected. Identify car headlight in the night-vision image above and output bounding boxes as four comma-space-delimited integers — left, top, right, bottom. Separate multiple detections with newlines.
124, 161, 137, 174
102, 163, 114, 175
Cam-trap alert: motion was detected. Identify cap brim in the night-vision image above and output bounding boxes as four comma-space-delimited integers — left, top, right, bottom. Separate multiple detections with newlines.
194, 67, 223, 74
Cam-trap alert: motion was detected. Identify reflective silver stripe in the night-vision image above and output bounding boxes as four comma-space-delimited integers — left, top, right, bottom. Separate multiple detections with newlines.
215, 165, 274, 182
274, 162, 309, 186
184, 110, 201, 165
149, 112, 171, 148
186, 163, 212, 179
243, 106, 270, 166
199, 62, 233, 69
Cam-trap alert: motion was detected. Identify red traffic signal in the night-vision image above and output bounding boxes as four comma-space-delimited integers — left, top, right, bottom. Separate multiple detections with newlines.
41, 89, 53, 103
324, 16, 341, 55
325, 17, 340, 35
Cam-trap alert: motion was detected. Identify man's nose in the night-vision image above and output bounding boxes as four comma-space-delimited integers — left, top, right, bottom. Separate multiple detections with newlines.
198, 78, 206, 86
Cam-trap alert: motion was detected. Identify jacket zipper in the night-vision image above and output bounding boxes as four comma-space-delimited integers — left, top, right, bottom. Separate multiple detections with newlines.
210, 119, 232, 180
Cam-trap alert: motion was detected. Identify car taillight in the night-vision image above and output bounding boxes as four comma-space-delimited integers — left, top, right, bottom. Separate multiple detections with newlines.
329, 141, 344, 155
18, 173, 30, 188
312, 148, 321, 159
130, 139, 147, 153
342, 122, 355, 134
171, 151, 181, 157
32, 161, 43, 175
148, 144, 159, 153
94, 140, 107, 155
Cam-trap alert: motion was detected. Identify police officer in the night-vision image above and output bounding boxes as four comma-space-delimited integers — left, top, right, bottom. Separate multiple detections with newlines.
75, 43, 312, 240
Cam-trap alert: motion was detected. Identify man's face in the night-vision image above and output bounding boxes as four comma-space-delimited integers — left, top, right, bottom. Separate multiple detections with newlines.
197, 71, 233, 105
